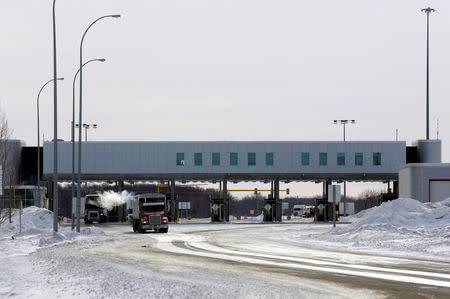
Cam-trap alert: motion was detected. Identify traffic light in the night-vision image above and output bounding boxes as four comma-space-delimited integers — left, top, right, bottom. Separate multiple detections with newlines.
286, 188, 290, 195
254, 188, 258, 195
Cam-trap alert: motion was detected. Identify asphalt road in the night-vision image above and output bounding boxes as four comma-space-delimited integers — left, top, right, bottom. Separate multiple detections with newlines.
71, 223, 450, 298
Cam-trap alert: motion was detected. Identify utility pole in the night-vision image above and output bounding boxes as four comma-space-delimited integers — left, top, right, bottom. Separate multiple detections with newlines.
333, 120, 355, 216
421, 7, 435, 140
437, 119, 439, 140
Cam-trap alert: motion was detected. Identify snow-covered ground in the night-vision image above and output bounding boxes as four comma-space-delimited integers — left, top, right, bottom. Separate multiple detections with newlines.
290, 198, 450, 262
1, 198, 449, 298
0, 207, 107, 297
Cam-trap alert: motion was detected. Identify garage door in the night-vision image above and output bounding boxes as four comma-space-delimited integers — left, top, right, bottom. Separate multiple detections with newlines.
429, 180, 450, 203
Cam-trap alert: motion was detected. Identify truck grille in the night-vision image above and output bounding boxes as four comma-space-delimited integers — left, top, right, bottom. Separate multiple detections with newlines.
88, 211, 99, 219
149, 215, 161, 225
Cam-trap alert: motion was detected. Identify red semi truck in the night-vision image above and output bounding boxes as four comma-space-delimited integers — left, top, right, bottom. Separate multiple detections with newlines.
130, 193, 168, 233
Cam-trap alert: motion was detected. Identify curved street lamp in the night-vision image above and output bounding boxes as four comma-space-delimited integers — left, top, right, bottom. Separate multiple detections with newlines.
71, 58, 105, 230
76, 14, 120, 232
36, 77, 64, 208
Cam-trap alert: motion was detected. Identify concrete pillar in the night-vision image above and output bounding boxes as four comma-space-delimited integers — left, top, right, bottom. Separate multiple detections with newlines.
222, 179, 229, 222
271, 181, 274, 199
118, 180, 124, 222
274, 179, 281, 222
323, 179, 332, 200
48, 180, 54, 211
323, 179, 332, 221
169, 179, 177, 222
393, 181, 399, 196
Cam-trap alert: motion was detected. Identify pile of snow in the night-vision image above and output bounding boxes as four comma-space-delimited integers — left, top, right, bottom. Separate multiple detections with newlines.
1, 206, 53, 235
0, 207, 106, 250
307, 198, 450, 261
336, 198, 450, 236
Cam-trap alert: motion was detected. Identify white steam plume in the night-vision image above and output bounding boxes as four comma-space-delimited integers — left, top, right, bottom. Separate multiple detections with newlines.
96, 191, 135, 211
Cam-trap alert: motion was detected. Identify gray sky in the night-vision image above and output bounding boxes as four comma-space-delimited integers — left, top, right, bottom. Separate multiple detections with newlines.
0, 0, 448, 196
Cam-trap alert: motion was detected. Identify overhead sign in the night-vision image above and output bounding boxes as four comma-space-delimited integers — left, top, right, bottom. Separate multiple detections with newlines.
178, 202, 191, 210
328, 185, 341, 203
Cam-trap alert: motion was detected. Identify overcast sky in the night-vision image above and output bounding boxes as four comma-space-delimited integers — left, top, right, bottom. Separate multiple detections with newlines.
0, 1, 448, 196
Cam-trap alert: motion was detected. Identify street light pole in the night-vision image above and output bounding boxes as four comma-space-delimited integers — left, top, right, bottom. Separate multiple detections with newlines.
333, 120, 356, 216
82, 124, 98, 142
71, 59, 105, 230
52, 0, 59, 232
77, 14, 120, 232
422, 7, 435, 140
36, 77, 63, 208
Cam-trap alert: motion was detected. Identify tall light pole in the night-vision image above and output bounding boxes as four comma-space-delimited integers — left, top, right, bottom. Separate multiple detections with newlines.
52, 0, 59, 232
74, 123, 98, 142
333, 119, 356, 216
71, 59, 105, 230
36, 77, 64, 208
83, 124, 97, 142
422, 7, 435, 140
77, 14, 120, 232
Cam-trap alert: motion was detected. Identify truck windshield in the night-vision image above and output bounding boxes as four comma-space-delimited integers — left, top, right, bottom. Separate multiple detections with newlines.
86, 204, 100, 210
143, 205, 164, 212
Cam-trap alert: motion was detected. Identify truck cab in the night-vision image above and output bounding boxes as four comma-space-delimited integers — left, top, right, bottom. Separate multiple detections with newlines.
84, 194, 107, 224
292, 204, 306, 217
131, 193, 168, 233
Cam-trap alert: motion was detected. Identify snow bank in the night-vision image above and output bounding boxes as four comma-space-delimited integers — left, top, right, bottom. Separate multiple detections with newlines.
1, 206, 53, 235
0, 207, 106, 249
336, 198, 450, 236
311, 198, 450, 261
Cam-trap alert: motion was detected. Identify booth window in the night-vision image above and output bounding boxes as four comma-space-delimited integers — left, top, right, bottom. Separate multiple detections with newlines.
301, 152, 309, 166
176, 153, 185, 166
194, 153, 202, 166
265, 152, 274, 166
212, 153, 220, 166
337, 152, 345, 166
230, 152, 238, 166
319, 152, 327, 166
248, 153, 256, 166
373, 152, 381, 165
355, 152, 363, 166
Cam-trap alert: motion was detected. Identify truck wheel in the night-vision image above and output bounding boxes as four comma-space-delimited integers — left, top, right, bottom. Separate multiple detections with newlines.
160, 228, 168, 233
138, 222, 145, 233
133, 220, 138, 232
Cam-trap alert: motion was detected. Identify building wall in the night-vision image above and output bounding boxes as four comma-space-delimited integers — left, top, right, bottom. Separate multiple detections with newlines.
44, 141, 406, 180
399, 163, 450, 202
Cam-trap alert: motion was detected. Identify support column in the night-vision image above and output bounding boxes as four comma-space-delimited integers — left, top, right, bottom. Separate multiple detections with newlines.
343, 181, 347, 216
223, 179, 229, 222
270, 181, 274, 199
323, 179, 332, 221
323, 179, 332, 200
48, 180, 54, 211
274, 179, 281, 222
118, 180, 124, 222
170, 179, 177, 222
393, 181, 399, 196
